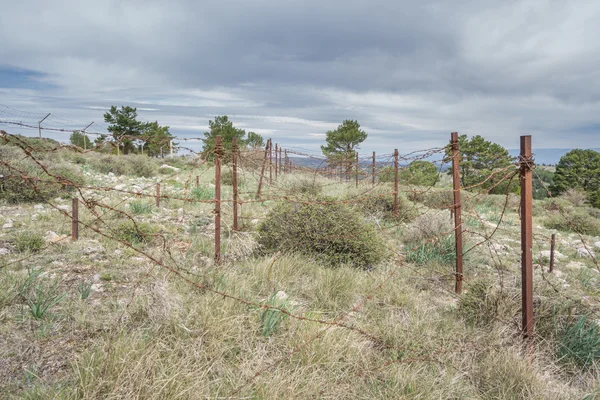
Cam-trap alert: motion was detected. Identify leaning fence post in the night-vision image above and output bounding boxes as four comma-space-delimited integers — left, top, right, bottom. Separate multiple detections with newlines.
372, 151, 376, 185
451, 132, 464, 294
156, 183, 160, 208
256, 140, 270, 199
549, 233, 556, 273
232, 137, 239, 231
393, 149, 399, 217
215, 136, 222, 265
520, 135, 534, 341
72, 198, 79, 241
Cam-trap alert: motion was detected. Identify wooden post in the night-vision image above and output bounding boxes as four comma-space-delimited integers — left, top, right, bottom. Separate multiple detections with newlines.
72, 198, 79, 241
232, 137, 239, 231
520, 135, 534, 340
393, 149, 399, 217
372, 151, 376, 185
355, 152, 359, 187
215, 136, 222, 265
451, 132, 464, 294
257, 141, 270, 199
156, 183, 160, 208
549, 233, 556, 273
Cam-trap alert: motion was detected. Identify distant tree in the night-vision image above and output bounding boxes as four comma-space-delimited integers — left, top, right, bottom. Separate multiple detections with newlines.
533, 168, 554, 200
321, 120, 367, 172
142, 121, 176, 157
69, 131, 93, 149
103, 106, 144, 155
445, 135, 515, 194
551, 149, 600, 207
201, 116, 246, 163
246, 131, 265, 149
399, 160, 439, 186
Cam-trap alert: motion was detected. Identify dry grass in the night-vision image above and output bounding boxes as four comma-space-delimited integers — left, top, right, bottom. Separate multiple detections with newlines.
0, 146, 599, 399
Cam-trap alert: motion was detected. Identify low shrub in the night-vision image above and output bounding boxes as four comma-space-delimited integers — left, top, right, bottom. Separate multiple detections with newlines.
14, 232, 45, 253
219, 168, 245, 187
282, 177, 322, 197
89, 154, 157, 177
350, 186, 416, 222
405, 235, 455, 266
544, 209, 600, 236
402, 212, 453, 244
112, 220, 156, 245
458, 280, 516, 327
191, 185, 214, 201
560, 188, 588, 207
407, 188, 454, 210
257, 202, 386, 269
129, 200, 153, 214
0, 146, 86, 203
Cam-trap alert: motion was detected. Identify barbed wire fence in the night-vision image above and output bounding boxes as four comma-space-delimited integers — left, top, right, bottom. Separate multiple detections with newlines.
1, 113, 598, 395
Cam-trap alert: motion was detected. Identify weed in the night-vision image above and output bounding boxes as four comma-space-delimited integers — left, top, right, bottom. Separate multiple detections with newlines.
78, 280, 93, 300
14, 232, 44, 253
190, 185, 214, 201
260, 292, 294, 337
129, 200, 153, 214
25, 280, 67, 319
556, 315, 600, 370
406, 235, 455, 266
113, 220, 156, 245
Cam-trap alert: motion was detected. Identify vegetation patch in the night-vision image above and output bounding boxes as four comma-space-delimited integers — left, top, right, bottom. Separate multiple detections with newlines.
14, 232, 45, 253
257, 201, 386, 268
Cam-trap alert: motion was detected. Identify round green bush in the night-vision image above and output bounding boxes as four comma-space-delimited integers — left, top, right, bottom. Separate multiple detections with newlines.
257, 202, 386, 268
349, 186, 416, 222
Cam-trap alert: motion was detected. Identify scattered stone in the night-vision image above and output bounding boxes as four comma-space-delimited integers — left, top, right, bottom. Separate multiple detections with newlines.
92, 273, 101, 283
594, 241, 600, 249
159, 164, 180, 172
539, 250, 565, 259
0, 248, 9, 256
108, 172, 115, 178
83, 245, 105, 255
90, 283, 104, 293
34, 204, 45, 210
275, 290, 288, 301
114, 249, 122, 255
577, 246, 595, 258
566, 261, 585, 270
251, 219, 260, 225
57, 205, 70, 212
114, 184, 126, 191
2, 219, 13, 229
31, 214, 38, 221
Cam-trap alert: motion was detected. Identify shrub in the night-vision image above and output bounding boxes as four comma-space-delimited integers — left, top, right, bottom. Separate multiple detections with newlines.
458, 280, 507, 326
113, 220, 156, 245
407, 189, 454, 210
560, 188, 588, 207
191, 185, 214, 201
129, 200, 153, 214
405, 235, 455, 266
257, 202, 386, 268
89, 154, 157, 177
556, 315, 600, 370
378, 166, 395, 183
0, 146, 86, 203
260, 292, 294, 337
219, 168, 245, 187
282, 177, 322, 197
14, 232, 45, 253
544, 209, 600, 236
351, 186, 416, 222
402, 212, 453, 244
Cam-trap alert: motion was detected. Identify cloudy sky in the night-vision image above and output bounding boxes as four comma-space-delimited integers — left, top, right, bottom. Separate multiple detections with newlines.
1, 0, 599, 154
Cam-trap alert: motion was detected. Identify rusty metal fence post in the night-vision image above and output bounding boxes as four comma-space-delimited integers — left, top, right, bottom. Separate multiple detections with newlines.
355, 152, 359, 187
156, 183, 160, 208
520, 135, 534, 341
257, 140, 270, 199
451, 132, 464, 294
268, 139, 273, 185
215, 136, 222, 265
232, 137, 239, 231
393, 149, 399, 217
372, 151, 376, 185
279, 147, 282, 175
275, 143, 278, 180
196, 176, 199, 188
72, 197, 79, 241
549, 233, 556, 273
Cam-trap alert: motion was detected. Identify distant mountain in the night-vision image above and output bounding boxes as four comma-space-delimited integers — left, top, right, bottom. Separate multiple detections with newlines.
508, 148, 600, 166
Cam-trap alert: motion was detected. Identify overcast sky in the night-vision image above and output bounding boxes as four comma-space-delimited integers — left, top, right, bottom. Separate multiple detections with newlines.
1, 0, 599, 154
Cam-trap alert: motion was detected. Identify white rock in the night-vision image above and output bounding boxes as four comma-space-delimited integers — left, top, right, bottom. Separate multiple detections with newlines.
57, 205, 70, 212
2, 219, 13, 229
90, 283, 104, 293
566, 261, 586, 270
159, 164, 180, 172
594, 241, 600, 249
108, 172, 115, 178
34, 204, 45, 210
0, 248, 9, 256
539, 250, 565, 259
251, 219, 260, 225
92, 273, 101, 283
83, 245, 105, 255
114, 249, 122, 255
275, 291, 288, 300
577, 247, 595, 258
114, 184, 126, 191
31, 214, 38, 221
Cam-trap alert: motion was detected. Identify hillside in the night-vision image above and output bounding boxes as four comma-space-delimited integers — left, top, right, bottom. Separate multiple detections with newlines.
1, 137, 600, 399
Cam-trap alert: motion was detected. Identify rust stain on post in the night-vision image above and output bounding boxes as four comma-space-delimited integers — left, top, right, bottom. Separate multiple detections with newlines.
520, 135, 534, 340
156, 183, 160, 208
451, 132, 464, 294
393, 149, 399, 217
269, 139, 273, 185
549, 233, 556, 273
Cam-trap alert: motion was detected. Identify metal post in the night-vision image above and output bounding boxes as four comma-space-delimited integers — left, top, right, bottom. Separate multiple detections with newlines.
82, 121, 93, 151
393, 149, 399, 217
196, 176, 199, 188
215, 136, 222, 265
72, 198, 79, 241
372, 151, 376, 185
156, 183, 160, 207
520, 135, 534, 340
257, 141, 270, 199
269, 139, 273, 185
549, 233, 556, 273
275, 143, 278, 180
232, 137, 239, 231
355, 152, 359, 187
451, 132, 464, 294
38, 113, 51, 138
